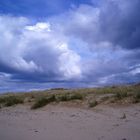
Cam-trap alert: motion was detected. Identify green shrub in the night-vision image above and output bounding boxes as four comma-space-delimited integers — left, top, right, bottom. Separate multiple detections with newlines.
55, 93, 83, 102
132, 90, 140, 103
135, 91, 140, 99
88, 100, 98, 108
56, 94, 68, 102
1, 96, 24, 107
67, 93, 83, 100
0, 97, 5, 104
31, 95, 55, 109
32, 93, 84, 109
115, 89, 128, 99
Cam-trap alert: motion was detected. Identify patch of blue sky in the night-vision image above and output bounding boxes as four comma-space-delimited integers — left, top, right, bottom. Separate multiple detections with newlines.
68, 37, 94, 59
0, 0, 92, 17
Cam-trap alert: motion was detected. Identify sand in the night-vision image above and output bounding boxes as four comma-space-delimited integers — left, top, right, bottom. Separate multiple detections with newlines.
0, 104, 140, 140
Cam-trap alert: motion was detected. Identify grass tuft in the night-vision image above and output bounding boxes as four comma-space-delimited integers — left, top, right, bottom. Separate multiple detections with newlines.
31, 95, 55, 109
31, 93, 84, 109
0, 96, 24, 107
132, 89, 140, 103
55, 93, 84, 102
88, 100, 98, 108
115, 89, 128, 99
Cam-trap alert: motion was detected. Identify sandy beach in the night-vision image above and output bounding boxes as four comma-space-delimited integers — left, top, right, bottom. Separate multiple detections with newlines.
0, 0, 140, 139
0, 104, 140, 140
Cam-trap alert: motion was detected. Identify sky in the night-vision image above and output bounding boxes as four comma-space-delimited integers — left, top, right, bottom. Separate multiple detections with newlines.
0, 0, 140, 92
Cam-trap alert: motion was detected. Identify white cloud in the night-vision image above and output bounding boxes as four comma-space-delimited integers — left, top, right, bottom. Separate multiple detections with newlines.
58, 43, 82, 79
25, 22, 51, 32
130, 68, 140, 75
0, 15, 82, 80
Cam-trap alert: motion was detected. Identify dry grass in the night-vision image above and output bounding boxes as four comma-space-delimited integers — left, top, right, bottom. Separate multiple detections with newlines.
31, 92, 84, 109
0, 95, 24, 107
88, 100, 98, 108
0, 83, 140, 109
31, 94, 56, 109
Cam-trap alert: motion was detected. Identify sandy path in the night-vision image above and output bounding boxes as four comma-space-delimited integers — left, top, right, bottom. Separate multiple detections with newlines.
0, 104, 140, 140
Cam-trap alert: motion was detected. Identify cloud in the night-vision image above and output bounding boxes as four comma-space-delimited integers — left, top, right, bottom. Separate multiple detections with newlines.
0, 15, 82, 83
0, 0, 140, 92
98, 0, 140, 50
52, 0, 140, 50
48, 0, 140, 84
25, 22, 51, 32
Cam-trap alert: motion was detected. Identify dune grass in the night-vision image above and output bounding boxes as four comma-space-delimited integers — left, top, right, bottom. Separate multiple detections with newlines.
31, 94, 56, 109
88, 100, 98, 108
132, 88, 140, 103
0, 83, 140, 109
31, 92, 84, 109
0, 96, 24, 107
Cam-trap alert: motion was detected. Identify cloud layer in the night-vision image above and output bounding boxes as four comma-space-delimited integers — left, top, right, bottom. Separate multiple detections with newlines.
0, 0, 140, 92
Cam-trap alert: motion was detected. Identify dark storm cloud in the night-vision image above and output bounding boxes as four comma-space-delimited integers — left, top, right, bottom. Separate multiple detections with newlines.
57, 0, 140, 50
99, 0, 140, 50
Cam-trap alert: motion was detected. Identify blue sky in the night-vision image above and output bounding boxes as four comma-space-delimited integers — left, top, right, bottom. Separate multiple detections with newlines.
0, 0, 92, 17
0, 0, 140, 92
